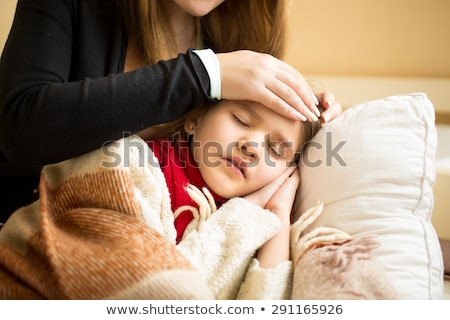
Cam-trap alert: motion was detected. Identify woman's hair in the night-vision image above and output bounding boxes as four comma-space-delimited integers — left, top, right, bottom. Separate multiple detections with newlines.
118, 0, 287, 64
141, 102, 322, 158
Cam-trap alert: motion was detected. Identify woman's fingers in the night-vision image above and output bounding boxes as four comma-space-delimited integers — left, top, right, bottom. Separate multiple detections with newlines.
316, 91, 343, 123
217, 50, 320, 122
271, 70, 320, 121
275, 60, 321, 117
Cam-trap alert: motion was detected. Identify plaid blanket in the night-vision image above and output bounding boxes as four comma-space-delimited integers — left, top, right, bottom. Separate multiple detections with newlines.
0, 137, 212, 299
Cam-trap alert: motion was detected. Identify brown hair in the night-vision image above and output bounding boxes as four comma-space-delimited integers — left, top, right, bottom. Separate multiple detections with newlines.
118, 0, 287, 65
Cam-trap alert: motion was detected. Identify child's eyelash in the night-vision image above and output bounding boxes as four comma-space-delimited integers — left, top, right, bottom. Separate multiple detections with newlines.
267, 142, 281, 157
233, 114, 249, 127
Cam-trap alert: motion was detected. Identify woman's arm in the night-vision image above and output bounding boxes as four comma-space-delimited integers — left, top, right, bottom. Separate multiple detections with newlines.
0, 0, 336, 168
0, 0, 213, 167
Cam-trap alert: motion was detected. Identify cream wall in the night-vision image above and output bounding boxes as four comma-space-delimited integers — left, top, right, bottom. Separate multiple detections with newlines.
0, 0, 16, 54
282, 0, 450, 116
2, 0, 450, 77
284, 0, 450, 78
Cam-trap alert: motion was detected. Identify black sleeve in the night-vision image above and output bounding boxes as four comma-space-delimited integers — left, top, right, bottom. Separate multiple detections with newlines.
0, 0, 214, 167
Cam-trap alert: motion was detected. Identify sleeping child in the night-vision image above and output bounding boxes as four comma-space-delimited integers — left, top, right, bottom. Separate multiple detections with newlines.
0, 99, 321, 299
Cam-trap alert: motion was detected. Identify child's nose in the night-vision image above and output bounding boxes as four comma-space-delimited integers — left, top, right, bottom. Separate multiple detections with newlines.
238, 138, 263, 161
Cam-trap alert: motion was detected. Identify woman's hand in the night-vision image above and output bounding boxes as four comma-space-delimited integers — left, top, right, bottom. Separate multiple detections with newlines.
316, 91, 342, 123
217, 50, 321, 122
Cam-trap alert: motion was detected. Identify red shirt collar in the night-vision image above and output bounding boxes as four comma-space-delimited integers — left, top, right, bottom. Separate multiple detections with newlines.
176, 136, 227, 205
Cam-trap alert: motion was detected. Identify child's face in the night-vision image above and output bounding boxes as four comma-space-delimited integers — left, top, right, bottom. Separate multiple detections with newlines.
187, 100, 303, 199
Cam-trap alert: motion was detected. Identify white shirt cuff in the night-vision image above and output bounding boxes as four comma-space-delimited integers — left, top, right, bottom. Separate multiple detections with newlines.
193, 49, 221, 100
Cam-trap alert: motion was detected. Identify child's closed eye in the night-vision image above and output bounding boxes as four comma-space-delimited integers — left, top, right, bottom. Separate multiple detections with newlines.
233, 114, 250, 127
267, 142, 282, 157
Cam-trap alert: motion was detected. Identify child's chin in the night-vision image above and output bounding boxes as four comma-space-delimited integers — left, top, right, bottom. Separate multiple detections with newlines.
210, 187, 238, 200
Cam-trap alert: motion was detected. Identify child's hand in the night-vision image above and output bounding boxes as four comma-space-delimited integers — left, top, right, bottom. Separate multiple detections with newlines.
250, 167, 300, 269
244, 166, 300, 220
265, 168, 300, 221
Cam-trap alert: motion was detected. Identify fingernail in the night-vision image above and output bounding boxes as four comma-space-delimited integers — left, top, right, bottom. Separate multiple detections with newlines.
295, 111, 307, 122
314, 106, 321, 117
307, 110, 318, 122
312, 95, 321, 117
322, 113, 331, 123
313, 94, 319, 106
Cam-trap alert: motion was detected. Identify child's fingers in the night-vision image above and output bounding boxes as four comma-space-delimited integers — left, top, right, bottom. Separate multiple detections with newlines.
244, 167, 296, 207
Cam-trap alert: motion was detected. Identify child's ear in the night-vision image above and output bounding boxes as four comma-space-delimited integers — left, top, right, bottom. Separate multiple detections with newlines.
184, 106, 205, 134
184, 119, 196, 135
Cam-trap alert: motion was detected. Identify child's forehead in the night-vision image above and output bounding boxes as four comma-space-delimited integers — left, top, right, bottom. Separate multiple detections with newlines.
220, 100, 276, 118
222, 100, 297, 126
219, 99, 259, 110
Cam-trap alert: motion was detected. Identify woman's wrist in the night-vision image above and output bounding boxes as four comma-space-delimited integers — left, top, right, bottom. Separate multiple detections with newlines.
192, 49, 221, 100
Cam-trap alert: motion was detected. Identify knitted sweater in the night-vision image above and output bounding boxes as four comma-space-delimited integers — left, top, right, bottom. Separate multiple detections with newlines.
0, 135, 292, 300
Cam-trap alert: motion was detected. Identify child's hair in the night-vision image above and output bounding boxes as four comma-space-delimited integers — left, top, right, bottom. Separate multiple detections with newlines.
118, 0, 287, 64
140, 105, 205, 142
142, 102, 322, 158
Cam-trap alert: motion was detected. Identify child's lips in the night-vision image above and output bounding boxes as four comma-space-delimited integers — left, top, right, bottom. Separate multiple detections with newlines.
224, 156, 247, 177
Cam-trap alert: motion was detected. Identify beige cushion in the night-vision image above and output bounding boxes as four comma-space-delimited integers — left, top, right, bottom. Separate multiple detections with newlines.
294, 93, 443, 299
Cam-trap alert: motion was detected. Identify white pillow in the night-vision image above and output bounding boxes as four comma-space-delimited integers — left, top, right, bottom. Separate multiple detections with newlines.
294, 93, 443, 299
